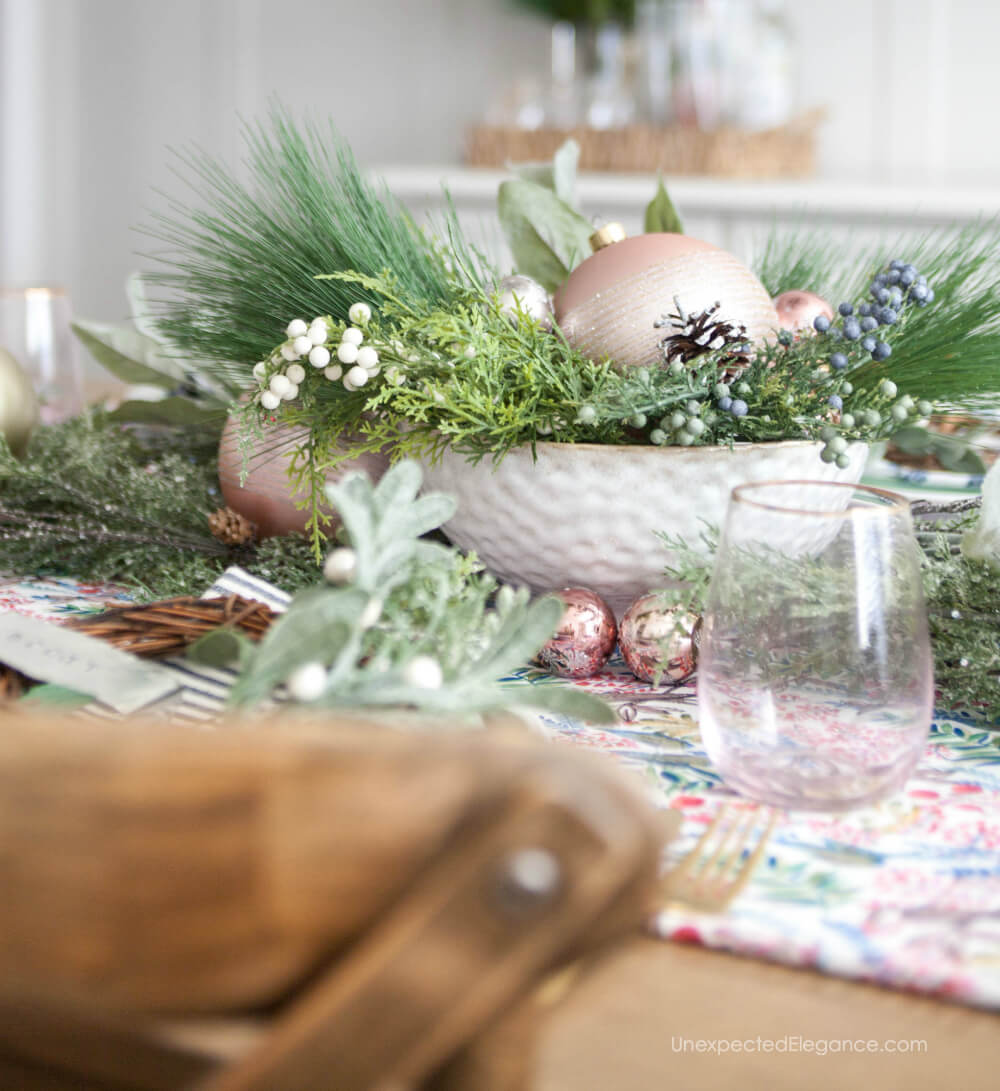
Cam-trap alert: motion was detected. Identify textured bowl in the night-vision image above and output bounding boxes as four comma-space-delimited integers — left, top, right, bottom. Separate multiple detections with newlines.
421, 440, 868, 616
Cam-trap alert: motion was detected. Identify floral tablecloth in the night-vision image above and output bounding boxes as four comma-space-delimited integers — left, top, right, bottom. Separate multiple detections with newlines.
5, 575, 1000, 1013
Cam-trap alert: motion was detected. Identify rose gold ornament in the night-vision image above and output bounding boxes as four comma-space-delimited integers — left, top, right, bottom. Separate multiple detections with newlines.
535, 587, 618, 678
217, 414, 390, 539
772, 290, 834, 333
553, 231, 779, 370
619, 593, 700, 684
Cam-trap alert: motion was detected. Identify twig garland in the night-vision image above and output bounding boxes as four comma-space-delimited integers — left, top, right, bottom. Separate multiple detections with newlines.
65, 594, 277, 659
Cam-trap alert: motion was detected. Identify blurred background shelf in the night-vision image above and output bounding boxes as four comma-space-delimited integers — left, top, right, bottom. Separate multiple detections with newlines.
380, 165, 1000, 268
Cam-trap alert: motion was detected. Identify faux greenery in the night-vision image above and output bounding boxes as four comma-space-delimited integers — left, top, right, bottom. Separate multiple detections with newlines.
213, 460, 615, 724
755, 222, 1000, 411
71, 274, 231, 433
241, 262, 956, 553
497, 144, 684, 289
0, 415, 319, 601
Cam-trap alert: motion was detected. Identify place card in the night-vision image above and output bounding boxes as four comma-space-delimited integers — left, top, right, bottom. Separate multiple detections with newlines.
0, 614, 180, 714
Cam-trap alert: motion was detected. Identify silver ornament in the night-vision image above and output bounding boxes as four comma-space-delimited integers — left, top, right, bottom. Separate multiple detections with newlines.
619, 592, 700, 684
497, 275, 554, 331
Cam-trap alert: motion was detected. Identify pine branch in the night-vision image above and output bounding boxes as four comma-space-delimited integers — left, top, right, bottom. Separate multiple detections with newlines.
140, 105, 490, 376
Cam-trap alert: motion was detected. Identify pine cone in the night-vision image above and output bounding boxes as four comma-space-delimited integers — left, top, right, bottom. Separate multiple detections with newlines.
655, 300, 752, 379
208, 506, 257, 546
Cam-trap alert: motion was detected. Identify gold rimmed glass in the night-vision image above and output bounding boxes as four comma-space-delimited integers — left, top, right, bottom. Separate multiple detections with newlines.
697, 480, 934, 811
1, 284, 84, 422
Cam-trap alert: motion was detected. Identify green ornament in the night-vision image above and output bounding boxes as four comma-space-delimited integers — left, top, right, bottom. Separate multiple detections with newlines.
0, 347, 40, 457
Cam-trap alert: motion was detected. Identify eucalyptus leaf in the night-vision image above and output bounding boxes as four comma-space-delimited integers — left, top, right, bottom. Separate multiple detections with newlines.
644, 179, 684, 235
497, 179, 594, 292
107, 397, 226, 431
19, 683, 91, 708
125, 272, 165, 344
71, 319, 186, 388
507, 139, 581, 209
891, 425, 986, 475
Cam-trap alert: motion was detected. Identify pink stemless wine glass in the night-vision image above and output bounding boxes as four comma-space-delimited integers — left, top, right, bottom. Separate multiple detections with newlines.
697, 480, 934, 811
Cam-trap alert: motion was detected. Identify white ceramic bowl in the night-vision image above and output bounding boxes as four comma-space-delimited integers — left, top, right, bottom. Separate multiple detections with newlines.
421, 440, 868, 616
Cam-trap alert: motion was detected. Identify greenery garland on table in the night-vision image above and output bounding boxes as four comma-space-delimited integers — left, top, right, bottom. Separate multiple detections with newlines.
0, 415, 996, 725
0, 419, 613, 724
0, 415, 319, 602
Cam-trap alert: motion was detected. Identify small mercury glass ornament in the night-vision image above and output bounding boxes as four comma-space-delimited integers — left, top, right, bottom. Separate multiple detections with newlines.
772, 290, 834, 334
535, 587, 617, 678
619, 592, 700, 684
497, 274, 555, 331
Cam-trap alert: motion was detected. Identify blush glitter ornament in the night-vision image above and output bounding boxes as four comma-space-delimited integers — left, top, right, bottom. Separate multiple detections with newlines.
772, 290, 834, 333
217, 415, 390, 539
619, 593, 701, 684
553, 226, 779, 370
534, 587, 617, 678
497, 274, 555, 331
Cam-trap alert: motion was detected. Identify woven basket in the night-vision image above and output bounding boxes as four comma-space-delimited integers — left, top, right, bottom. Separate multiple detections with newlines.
465, 110, 822, 178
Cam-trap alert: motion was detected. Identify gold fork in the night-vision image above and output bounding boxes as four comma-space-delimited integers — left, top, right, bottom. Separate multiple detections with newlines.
660, 803, 778, 912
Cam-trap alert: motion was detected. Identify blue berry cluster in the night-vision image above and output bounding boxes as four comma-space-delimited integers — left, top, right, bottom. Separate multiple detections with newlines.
869, 260, 934, 310
812, 260, 933, 364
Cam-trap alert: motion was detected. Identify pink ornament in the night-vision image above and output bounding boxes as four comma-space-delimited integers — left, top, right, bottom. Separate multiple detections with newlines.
619, 593, 700, 684
773, 290, 834, 333
553, 233, 779, 370
217, 414, 390, 539
535, 587, 617, 679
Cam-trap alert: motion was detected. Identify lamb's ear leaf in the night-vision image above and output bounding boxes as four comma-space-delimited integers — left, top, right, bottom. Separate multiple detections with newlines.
507, 139, 581, 209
